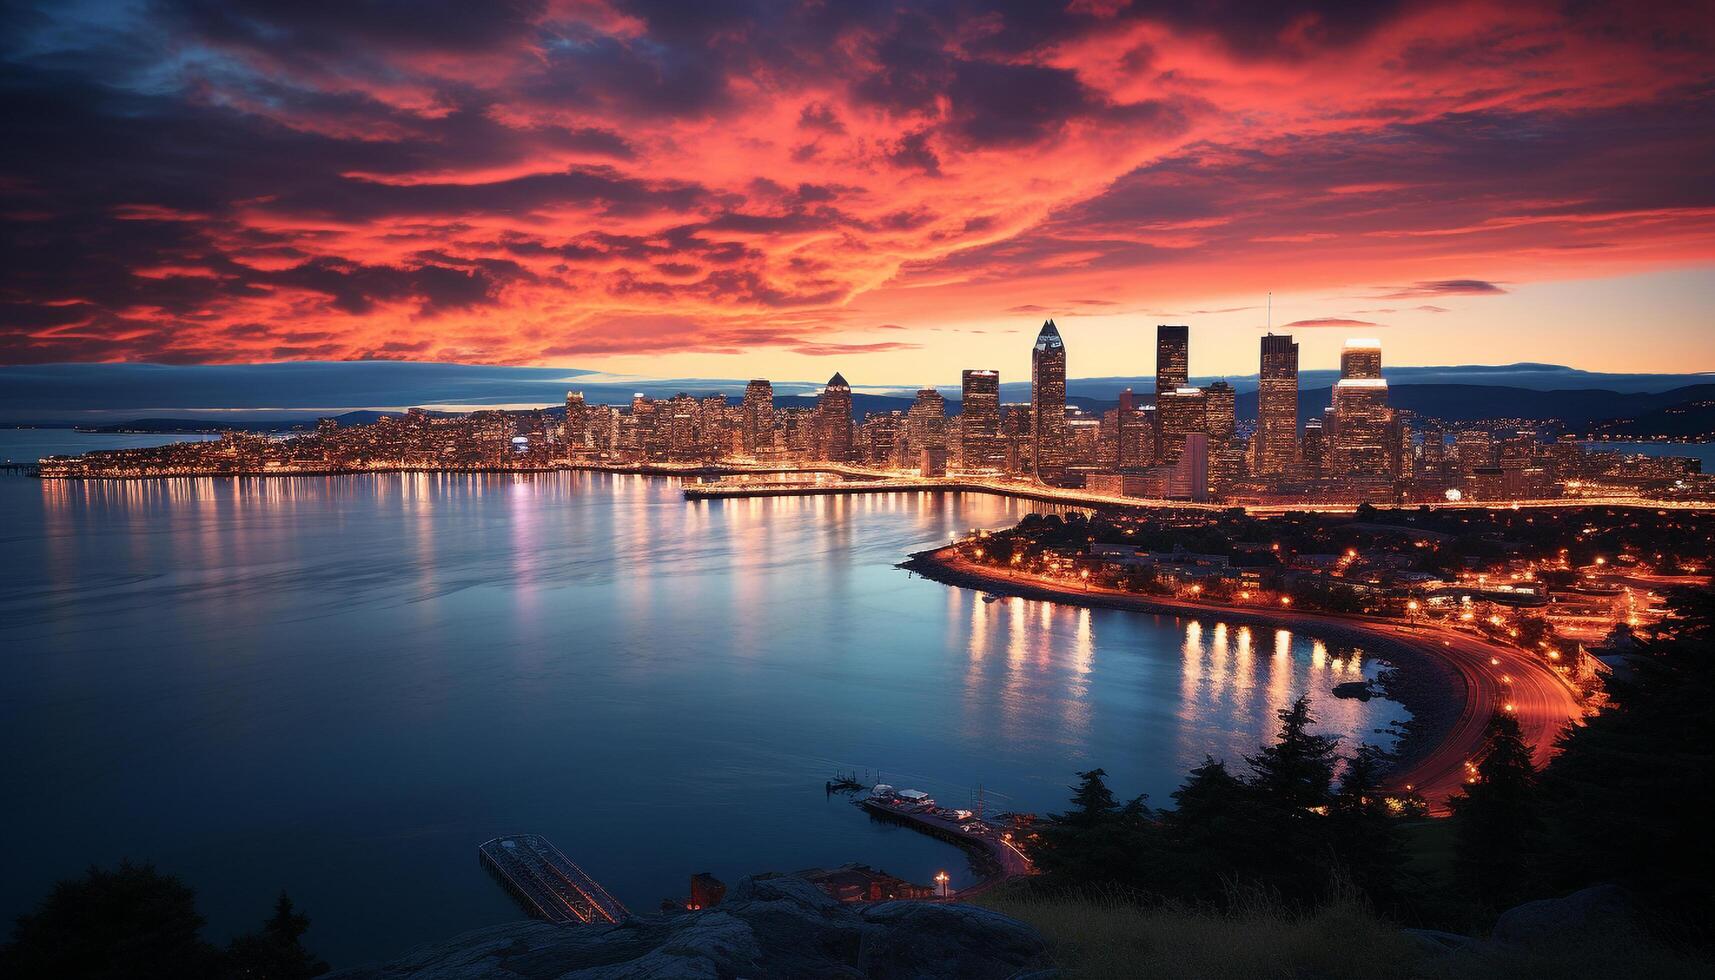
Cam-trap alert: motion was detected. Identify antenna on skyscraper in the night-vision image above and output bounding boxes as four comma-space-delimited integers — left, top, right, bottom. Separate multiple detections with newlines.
1267, 292, 1272, 332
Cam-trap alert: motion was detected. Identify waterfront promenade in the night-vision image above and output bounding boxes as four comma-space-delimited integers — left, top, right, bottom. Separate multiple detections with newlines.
903, 546, 1584, 814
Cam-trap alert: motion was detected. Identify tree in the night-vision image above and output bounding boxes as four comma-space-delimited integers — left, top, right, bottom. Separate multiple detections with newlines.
1448, 711, 1541, 908
1539, 586, 1715, 940
0, 862, 222, 979
1034, 769, 1157, 889
1245, 696, 1341, 812
1330, 744, 1408, 910
225, 891, 330, 979
1159, 757, 1276, 904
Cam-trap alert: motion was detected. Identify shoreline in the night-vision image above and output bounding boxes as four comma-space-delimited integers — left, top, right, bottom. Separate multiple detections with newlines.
900, 545, 1580, 813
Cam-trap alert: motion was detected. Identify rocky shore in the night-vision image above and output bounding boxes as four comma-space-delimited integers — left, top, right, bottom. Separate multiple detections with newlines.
329, 874, 1049, 979
899, 547, 1466, 786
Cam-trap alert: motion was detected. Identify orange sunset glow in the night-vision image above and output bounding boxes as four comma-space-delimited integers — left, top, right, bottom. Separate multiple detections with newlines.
3, 0, 1712, 382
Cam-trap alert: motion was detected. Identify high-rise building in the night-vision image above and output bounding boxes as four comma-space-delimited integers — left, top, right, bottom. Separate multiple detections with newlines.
817, 372, 853, 462
1155, 324, 1189, 395
1301, 417, 1326, 478
908, 387, 947, 460
1329, 339, 1391, 477
564, 391, 588, 459
1255, 333, 1299, 477
958, 369, 1001, 470
741, 379, 774, 455
1156, 387, 1206, 464
1202, 380, 1238, 492
1031, 320, 1067, 484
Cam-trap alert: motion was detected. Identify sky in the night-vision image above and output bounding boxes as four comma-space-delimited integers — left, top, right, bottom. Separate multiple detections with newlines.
2, 0, 1712, 389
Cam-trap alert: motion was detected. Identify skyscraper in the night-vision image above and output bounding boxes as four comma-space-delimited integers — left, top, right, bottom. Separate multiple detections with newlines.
1329, 339, 1391, 477
908, 387, 947, 457
1155, 324, 1189, 394
741, 379, 774, 456
564, 391, 588, 460
1156, 386, 1206, 465
817, 372, 853, 462
958, 369, 1000, 470
1255, 333, 1299, 477
1031, 320, 1067, 484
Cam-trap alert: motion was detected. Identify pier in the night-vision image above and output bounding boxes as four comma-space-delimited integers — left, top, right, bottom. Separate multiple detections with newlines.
858, 790, 1035, 898
478, 835, 630, 925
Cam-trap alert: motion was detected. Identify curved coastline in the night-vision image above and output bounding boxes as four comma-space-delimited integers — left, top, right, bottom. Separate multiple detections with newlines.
901, 545, 1583, 814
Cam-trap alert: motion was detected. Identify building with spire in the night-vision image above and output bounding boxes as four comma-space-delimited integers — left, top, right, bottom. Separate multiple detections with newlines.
1030, 320, 1067, 484
817, 372, 853, 462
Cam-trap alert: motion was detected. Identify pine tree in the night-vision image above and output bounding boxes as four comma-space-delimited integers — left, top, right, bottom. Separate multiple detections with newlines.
1245, 695, 1341, 812
1449, 710, 1541, 907
1035, 769, 1157, 889
1331, 743, 1407, 909
1540, 586, 1714, 938
225, 891, 330, 979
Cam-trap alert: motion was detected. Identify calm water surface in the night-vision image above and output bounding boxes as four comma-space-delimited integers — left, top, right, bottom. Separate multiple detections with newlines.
1, 443, 1407, 965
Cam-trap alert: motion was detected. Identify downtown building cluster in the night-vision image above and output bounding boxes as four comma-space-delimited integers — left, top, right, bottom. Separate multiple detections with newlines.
35, 319, 1710, 505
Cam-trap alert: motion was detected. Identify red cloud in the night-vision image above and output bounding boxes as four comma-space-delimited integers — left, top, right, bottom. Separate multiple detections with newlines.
0, 1, 1709, 366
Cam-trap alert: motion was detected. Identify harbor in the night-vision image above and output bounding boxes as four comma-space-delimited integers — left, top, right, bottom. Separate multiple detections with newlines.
855, 785, 1037, 898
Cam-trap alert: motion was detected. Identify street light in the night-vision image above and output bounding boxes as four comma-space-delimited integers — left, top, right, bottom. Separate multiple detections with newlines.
934, 870, 951, 897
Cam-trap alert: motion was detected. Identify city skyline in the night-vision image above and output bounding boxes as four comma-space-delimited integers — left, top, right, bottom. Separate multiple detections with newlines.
2, 2, 1712, 384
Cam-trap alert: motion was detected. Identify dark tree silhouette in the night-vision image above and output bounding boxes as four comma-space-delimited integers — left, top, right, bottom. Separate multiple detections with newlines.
1449, 711, 1541, 907
1330, 743, 1408, 909
0, 862, 221, 979
1540, 586, 1715, 941
1034, 769, 1156, 888
1246, 695, 1341, 812
226, 891, 330, 979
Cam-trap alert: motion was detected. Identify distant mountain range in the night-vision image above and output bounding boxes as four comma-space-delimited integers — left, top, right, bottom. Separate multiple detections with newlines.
68, 383, 1715, 435
3, 360, 1711, 430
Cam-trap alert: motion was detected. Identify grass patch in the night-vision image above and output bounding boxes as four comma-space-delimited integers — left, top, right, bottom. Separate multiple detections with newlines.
976, 886, 1419, 980
975, 884, 1711, 980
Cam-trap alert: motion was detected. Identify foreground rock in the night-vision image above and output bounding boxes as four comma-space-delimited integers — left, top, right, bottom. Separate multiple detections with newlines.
332, 874, 1050, 979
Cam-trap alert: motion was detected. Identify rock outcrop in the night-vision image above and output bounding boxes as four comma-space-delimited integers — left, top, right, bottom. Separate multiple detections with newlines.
331, 874, 1050, 979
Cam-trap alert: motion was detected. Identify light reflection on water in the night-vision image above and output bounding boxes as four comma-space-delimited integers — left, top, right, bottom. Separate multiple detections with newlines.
2, 470, 1406, 965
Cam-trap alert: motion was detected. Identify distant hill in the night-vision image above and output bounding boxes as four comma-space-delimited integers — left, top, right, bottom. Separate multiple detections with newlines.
1230, 383, 1715, 427
1586, 397, 1715, 439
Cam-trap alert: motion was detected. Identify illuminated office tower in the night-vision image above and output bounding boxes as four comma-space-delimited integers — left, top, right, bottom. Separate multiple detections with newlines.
564, 391, 588, 458
1420, 423, 1446, 477
908, 387, 947, 455
817, 372, 853, 462
1202, 380, 1236, 446
1202, 380, 1238, 491
741, 379, 774, 455
1155, 324, 1189, 394
1329, 339, 1391, 476
959, 369, 1001, 470
1156, 386, 1206, 464
1301, 417, 1326, 478
1255, 334, 1299, 476
1115, 388, 1149, 467
1031, 320, 1067, 484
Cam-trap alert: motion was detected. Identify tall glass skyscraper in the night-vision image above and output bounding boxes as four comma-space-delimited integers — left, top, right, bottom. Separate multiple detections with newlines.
1031, 320, 1067, 484
959, 369, 1001, 470
1155, 324, 1189, 394
1255, 333, 1300, 476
